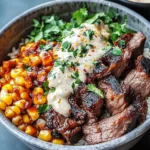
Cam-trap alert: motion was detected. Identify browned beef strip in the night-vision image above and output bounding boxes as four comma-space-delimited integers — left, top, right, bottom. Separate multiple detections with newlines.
102, 32, 146, 78
98, 75, 129, 115
81, 91, 103, 124
69, 83, 104, 123
44, 109, 83, 144
114, 33, 134, 48
124, 55, 150, 99
83, 94, 146, 144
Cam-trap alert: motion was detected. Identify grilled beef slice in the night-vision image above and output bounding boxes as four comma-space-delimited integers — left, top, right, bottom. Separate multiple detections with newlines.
98, 75, 129, 115
69, 84, 104, 124
83, 94, 146, 144
44, 109, 83, 144
102, 32, 146, 78
124, 55, 150, 99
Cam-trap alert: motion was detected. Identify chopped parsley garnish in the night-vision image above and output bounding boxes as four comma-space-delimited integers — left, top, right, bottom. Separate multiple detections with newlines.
71, 71, 82, 90
38, 104, 52, 114
73, 7, 88, 25
71, 71, 79, 79
72, 82, 75, 90
86, 84, 104, 98
62, 41, 71, 50
88, 29, 94, 40
118, 40, 126, 48
112, 47, 122, 56
42, 81, 56, 95
39, 43, 53, 51
83, 29, 94, 40
102, 45, 112, 51
78, 44, 93, 57
24, 65, 31, 71
102, 45, 122, 56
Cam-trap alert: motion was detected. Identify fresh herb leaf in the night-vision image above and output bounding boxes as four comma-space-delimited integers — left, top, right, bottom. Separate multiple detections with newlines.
71, 71, 79, 79
112, 47, 122, 56
24, 65, 31, 71
38, 104, 52, 114
86, 84, 104, 98
73, 7, 88, 25
40, 43, 53, 51
102, 45, 112, 51
42, 81, 49, 91
72, 82, 75, 90
62, 41, 71, 50
33, 19, 40, 27
35, 31, 43, 42
88, 29, 94, 40
73, 50, 78, 58
118, 40, 125, 48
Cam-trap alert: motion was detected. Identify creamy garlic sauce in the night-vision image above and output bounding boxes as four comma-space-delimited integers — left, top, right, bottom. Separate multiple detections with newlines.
47, 23, 109, 117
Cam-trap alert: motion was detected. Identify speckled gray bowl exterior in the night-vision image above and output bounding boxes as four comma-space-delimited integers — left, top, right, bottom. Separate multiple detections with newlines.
0, 0, 150, 150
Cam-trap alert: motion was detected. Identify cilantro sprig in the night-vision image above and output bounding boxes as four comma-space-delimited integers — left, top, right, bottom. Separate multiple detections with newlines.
38, 104, 52, 114
86, 84, 104, 98
42, 81, 56, 96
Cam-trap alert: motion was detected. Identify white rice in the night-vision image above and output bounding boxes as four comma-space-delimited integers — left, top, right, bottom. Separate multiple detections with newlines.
7, 38, 29, 59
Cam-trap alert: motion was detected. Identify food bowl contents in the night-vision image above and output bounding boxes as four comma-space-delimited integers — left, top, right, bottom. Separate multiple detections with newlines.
0, 7, 149, 145
128, 0, 150, 3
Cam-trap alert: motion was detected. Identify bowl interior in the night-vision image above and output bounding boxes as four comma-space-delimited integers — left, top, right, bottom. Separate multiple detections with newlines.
0, 0, 150, 150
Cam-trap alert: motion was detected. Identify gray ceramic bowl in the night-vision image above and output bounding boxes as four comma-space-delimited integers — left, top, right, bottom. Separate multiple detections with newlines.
0, 0, 150, 150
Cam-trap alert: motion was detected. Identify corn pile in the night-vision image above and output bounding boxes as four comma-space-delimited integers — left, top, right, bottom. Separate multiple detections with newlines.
0, 40, 64, 144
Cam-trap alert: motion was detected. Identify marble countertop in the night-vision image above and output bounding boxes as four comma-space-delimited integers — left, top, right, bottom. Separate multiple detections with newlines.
0, 0, 149, 150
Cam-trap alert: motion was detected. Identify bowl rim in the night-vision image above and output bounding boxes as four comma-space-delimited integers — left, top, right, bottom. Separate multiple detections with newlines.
119, 0, 150, 7
0, 0, 150, 149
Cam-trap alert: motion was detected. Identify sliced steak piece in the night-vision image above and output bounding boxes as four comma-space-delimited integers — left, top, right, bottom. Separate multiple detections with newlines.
114, 33, 134, 48
81, 91, 103, 124
98, 75, 129, 115
83, 95, 145, 144
124, 55, 150, 99
69, 84, 104, 124
44, 109, 83, 144
102, 32, 146, 78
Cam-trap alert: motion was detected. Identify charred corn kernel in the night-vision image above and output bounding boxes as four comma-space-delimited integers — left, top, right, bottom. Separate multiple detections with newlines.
14, 99, 26, 109
32, 87, 44, 95
10, 68, 23, 78
12, 115, 23, 126
25, 125, 36, 136
2, 94, 13, 105
10, 106, 21, 115
40, 39, 46, 45
4, 73, 11, 80
52, 139, 64, 145
9, 79, 15, 85
39, 130, 52, 142
36, 119, 46, 130
0, 78, 6, 86
2, 84, 13, 93
27, 107, 39, 121
33, 95, 46, 105
26, 42, 34, 47
24, 77, 32, 89
23, 114, 31, 124
5, 107, 15, 118
15, 76, 25, 86
22, 57, 30, 66
29, 55, 42, 67
21, 46, 25, 52
18, 124, 26, 131
0, 101, 7, 110
21, 70, 28, 77
21, 92, 30, 100
11, 92, 20, 101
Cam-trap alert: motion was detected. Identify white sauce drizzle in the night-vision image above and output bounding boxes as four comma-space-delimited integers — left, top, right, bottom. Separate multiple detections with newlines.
47, 23, 109, 117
